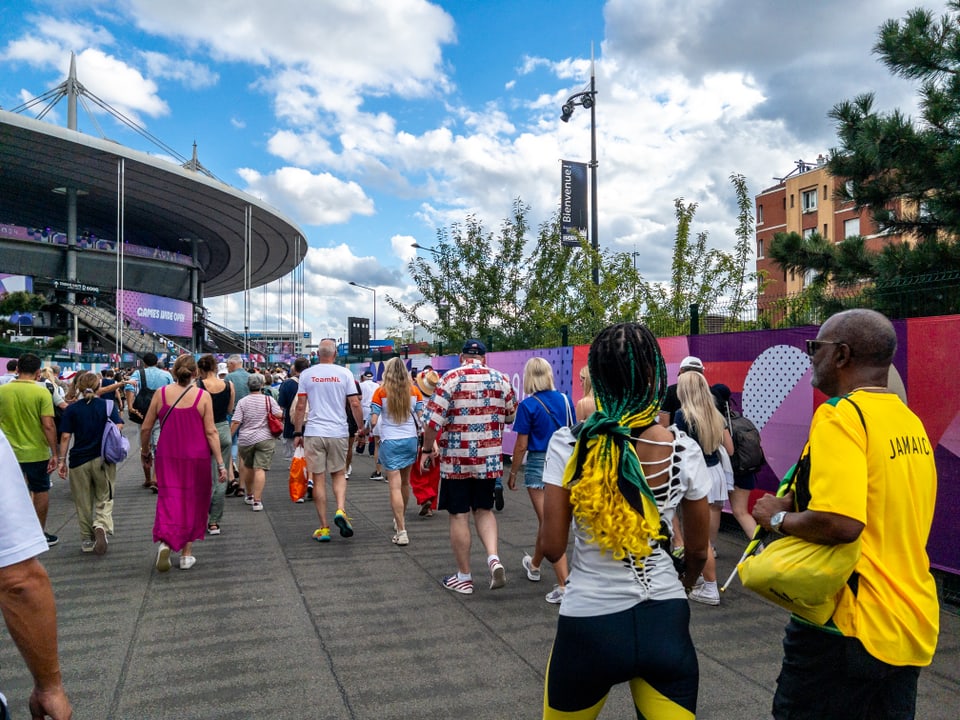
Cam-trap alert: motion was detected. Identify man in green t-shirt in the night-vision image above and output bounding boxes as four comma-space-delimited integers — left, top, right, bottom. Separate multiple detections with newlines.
0, 353, 60, 546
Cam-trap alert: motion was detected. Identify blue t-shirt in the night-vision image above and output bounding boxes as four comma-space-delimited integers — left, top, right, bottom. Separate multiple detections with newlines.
512, 390, 573, 452
60, 397, 123, 468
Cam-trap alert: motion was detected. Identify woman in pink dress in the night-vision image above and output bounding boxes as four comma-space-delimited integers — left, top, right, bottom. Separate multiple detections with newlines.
140, 354, 227, 571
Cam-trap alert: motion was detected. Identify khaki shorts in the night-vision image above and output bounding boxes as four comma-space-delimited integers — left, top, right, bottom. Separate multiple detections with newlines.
238, 439, 277, 470
304, 436, 349, 476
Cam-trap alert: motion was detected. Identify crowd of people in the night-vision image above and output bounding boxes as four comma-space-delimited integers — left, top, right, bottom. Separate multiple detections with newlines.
0, 309, 943, 719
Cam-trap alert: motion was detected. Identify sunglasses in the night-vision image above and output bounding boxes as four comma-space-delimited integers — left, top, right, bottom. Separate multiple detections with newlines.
805, 339, 845, 357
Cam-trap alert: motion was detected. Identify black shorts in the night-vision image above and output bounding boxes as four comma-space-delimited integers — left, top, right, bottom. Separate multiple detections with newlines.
773, 619, 920, 719
733, 471, 756, 490
544, 599, 698, 718
437, 476, 496, 514
20, 460, 52, 493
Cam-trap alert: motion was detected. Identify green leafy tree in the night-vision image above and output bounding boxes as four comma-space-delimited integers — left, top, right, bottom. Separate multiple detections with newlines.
388, 174, 760, 351
0, 291, 45, 315
643, 173, 761, 335
828, 1, 960, 241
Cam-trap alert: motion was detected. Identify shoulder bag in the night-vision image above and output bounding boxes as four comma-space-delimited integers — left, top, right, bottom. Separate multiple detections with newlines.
265, 396, 283, 437
737, 396, 865, 625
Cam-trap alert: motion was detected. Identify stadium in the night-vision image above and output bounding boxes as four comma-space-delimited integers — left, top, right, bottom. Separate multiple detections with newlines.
0, 56, 307, 366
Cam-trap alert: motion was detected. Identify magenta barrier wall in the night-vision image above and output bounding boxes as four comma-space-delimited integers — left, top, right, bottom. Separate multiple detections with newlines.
438, 319, 959, 576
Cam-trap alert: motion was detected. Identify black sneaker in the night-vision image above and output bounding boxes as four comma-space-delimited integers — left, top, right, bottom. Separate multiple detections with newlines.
370, 470, 384, 481
44, 532, 59, 547
494, 486, 504, 511
306, 484, 313, 500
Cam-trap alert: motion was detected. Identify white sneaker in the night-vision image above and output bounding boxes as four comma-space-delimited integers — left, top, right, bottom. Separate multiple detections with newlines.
392, 530, 409, 546
689, 582, 720, 606
345, 464, 352, 479
155, 543, 171, 572
251, 501, 264, 512
545, 584, 565, 604
489, 559, 506, 590
522, 553, 541, 582
179, 555, 197, 570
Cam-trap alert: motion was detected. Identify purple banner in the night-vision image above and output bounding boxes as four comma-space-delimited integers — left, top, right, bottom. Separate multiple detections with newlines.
117, 290, 193, 338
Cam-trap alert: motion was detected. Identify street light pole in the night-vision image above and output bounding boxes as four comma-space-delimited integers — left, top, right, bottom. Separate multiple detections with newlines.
412, 241, 451, 329
561, 50, 599, 286
348, 281, 376, 342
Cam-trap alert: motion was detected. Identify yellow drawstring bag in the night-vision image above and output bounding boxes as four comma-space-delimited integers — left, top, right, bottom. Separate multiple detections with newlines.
738, 535, 861, 624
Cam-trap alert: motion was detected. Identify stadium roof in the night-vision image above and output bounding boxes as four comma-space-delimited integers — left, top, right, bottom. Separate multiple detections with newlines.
0, 108, 307, 297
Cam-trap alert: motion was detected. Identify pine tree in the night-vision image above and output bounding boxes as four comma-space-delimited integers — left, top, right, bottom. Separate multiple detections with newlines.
829, 1, 960, 240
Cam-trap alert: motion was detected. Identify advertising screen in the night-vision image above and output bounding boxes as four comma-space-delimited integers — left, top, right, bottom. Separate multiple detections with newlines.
117, 290, 193, 337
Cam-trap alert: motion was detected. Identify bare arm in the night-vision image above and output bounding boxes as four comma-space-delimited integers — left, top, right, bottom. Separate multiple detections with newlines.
539, 484, 573, 563
347, 395, 364, 433
752, 491, 864, 545
199, 394, 227, 484
0, 557, 73, 719
138, 386, 163, 469
41, 416, 58, 474
507, 434, 529, 491
292, 395, 307, 447
227, 381, 236, 415
57, 432, 72, 480
721, 428, 734, 456
96, 381, 123, 396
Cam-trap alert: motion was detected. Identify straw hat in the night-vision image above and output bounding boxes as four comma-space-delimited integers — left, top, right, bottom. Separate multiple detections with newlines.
417, 370, 439, 397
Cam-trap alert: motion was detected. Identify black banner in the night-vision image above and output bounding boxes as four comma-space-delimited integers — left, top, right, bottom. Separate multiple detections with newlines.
347, 316, 369, 356
53, 279, 99, 294
560, 160, 588, 247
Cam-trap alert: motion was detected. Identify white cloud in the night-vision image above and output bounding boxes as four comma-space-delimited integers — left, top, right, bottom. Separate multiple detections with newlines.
1, 19, 168, 124
390, 234, 418, 263
237, 167, 375, 225
126, 0, 456, 118
141, 50, 218, 90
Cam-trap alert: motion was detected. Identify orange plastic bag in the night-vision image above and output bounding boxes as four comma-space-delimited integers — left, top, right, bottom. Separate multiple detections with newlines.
289, 447, 308, 502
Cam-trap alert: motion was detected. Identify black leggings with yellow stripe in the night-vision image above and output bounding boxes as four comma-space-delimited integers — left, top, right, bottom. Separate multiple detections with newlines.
543, 599, 698, 719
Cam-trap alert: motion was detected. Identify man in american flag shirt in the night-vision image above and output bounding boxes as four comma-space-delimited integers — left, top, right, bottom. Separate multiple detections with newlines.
421, 339, 518, 595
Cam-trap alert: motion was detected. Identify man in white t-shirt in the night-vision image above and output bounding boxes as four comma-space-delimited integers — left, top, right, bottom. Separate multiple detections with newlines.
0, 429, 72, 718
292, 340, 366, 543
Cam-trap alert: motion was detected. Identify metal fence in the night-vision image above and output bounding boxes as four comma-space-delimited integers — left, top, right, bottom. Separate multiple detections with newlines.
676, 271, 960, 335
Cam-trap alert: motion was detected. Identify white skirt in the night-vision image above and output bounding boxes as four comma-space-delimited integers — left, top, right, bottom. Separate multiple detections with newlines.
705, 462, 729, 504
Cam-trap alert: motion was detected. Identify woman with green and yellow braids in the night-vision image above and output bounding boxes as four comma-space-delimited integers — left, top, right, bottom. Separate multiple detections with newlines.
540, 322, 712, 720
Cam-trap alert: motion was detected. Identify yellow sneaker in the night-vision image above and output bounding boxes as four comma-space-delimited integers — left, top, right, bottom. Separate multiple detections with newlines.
313, 527, 331, 543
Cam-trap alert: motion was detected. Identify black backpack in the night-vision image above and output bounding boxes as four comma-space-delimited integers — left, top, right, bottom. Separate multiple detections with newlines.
130, 368, 155, 424
725, 403, 765, 476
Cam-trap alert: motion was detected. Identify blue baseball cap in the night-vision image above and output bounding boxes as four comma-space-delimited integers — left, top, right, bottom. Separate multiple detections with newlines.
461, 338, 487, 356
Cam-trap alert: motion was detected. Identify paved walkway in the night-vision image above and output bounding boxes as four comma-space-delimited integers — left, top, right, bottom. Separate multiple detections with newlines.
2, 439, 958, 719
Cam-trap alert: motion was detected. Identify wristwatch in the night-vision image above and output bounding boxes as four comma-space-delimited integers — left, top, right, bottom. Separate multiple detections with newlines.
770, 511, 788, 534
292, 431, 303, 438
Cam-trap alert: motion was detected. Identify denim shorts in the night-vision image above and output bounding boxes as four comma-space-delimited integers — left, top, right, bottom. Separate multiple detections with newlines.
523, 451, 547, 489
379, 437, 418, 471
20, 460, 52, 492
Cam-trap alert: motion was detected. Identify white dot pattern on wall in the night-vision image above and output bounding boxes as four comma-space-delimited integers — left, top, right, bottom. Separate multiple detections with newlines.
742, 345, 810, 431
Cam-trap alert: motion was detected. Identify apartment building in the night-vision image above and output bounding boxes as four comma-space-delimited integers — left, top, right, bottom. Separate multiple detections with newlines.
755, 156, 909, 304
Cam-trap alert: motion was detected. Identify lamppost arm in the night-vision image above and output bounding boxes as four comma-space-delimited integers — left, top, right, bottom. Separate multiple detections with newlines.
349, 281, 376, 342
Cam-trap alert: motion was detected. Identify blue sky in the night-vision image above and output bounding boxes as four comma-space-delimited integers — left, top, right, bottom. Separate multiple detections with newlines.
0, 0, 923, 342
